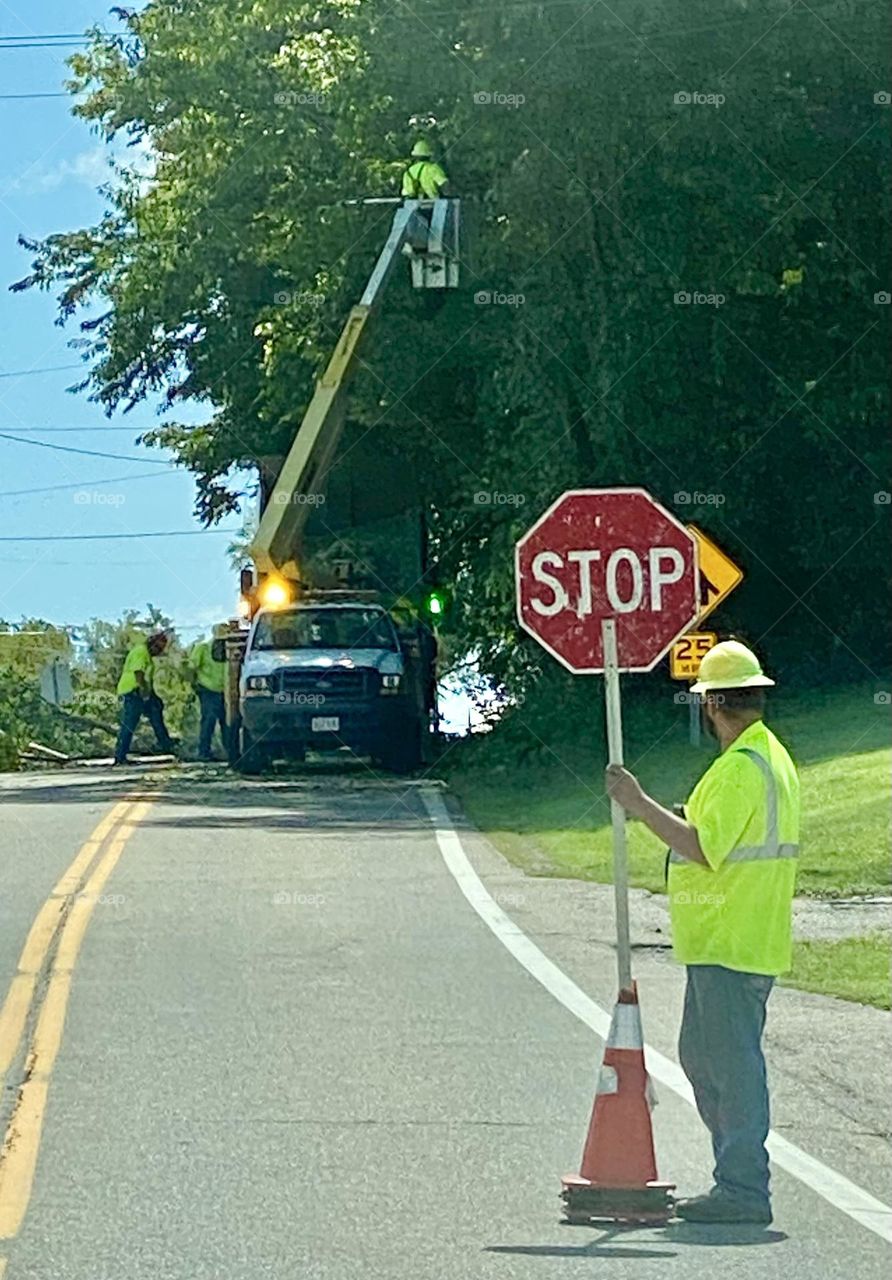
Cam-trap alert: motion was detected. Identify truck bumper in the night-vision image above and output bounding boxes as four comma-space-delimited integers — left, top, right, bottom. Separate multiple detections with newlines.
241, 696, 404, 755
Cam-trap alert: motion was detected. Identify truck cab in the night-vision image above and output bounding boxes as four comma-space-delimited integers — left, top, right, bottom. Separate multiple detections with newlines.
236, 594, 430, 773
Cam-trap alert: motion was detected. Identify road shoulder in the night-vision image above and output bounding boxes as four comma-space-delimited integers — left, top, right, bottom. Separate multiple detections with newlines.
435, 787, 892, 1211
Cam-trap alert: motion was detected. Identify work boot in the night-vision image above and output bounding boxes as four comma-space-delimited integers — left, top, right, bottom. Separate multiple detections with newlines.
675, 1189, 772, 1225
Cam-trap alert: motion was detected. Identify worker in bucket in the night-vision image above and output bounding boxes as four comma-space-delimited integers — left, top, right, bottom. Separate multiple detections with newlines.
189, 624, 228, 761
401, 138, 451, 199
113, 630, 178, 765
605, 640, 799, 1225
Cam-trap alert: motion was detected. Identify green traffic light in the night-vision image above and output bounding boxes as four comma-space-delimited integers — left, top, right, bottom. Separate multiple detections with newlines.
426, 591, 445, 617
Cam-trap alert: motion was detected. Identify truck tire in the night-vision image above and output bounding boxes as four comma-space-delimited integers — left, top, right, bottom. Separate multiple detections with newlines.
226, 715, 243, 768
235, 728, 272, 775
377, 716, 423, 774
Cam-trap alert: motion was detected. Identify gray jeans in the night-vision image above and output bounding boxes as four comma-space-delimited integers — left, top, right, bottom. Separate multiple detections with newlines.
679, 964, 774, 1206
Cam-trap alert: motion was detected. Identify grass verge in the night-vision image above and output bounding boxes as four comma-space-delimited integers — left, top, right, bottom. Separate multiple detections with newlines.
783, 935, 891, 1010
445, 683, 890, 1004
448, 684, 890, 897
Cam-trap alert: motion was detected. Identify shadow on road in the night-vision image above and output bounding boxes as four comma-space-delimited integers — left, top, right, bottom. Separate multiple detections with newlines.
487, 1241, 676, 1260
487, 1219, 786, 1259
487, 1223, 673, 1260
139, 811, 422, 833
0, 760, 437, 803
662, 1222, 787, 1247
0, 762, 441, 835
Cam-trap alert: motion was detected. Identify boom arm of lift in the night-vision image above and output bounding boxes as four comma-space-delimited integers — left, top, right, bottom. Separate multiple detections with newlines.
249, 199, 460, 581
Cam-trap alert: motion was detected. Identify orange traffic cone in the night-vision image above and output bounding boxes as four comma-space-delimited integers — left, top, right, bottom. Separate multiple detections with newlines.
561, 985, 674, 1224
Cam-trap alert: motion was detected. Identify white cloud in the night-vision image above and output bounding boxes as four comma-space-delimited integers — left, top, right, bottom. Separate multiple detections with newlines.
11, 146, 112, 195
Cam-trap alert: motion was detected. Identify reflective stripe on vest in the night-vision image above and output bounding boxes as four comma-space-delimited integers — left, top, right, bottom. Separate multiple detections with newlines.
669, 746, 799, 865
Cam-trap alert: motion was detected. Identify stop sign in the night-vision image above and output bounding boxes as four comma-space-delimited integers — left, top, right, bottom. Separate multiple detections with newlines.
516, 488, 699, 673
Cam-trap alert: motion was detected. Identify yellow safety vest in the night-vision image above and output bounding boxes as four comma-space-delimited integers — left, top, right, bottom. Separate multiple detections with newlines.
668, 721, 800, 976
189, 639, 226, 693
116, 642, 153, 696
401, 160, 448, 199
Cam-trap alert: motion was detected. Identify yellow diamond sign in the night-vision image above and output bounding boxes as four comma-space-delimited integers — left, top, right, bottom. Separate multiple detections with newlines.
690, 525, 744, 622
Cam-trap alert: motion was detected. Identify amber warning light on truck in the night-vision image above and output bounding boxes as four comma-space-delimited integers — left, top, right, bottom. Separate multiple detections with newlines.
257, 576, 292, 610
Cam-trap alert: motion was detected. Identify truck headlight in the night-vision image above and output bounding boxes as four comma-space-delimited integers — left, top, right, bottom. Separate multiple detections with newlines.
380, 674, 401, 695
245, 675, 272, 694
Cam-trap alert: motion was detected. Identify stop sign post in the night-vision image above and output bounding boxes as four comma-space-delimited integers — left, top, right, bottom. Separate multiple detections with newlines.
515, 488, 699, 989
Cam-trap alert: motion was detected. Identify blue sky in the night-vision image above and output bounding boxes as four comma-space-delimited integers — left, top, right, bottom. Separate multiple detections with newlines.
0, 1, 242, 642
0, 3, 479, 731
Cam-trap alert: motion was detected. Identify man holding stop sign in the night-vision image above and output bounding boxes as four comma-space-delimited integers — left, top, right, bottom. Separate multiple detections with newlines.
517, 490, 800, 1227
607, 640, 799, 1224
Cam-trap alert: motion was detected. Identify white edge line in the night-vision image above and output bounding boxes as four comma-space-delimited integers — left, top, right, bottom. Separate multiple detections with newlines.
420, 787, 892, 1246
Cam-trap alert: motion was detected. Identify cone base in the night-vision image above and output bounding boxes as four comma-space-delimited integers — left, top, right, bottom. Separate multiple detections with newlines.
561, 1174, 676, 1225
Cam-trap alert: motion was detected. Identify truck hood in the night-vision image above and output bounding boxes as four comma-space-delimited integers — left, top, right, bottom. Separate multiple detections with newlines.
243, 647, 404, 677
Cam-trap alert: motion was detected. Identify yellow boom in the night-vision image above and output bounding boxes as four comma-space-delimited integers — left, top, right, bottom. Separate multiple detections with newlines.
249, 198, 460, 581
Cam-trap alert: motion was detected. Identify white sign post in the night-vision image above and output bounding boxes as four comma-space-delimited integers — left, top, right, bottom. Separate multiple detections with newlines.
516, 490, 696, 1222
516, 488, 700, 994
602, 618, 632, 992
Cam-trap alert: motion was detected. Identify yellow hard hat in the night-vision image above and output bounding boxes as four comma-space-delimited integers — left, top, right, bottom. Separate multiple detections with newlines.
212, 622, 229, 639
411, 138, 433, 159
690, 640, 775, 694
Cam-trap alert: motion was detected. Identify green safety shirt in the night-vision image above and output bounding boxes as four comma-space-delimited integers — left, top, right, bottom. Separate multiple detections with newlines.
668, 720, 800, 976
116, 641, 153, 696
189, 639, 226, 694
401, 160, 448, 199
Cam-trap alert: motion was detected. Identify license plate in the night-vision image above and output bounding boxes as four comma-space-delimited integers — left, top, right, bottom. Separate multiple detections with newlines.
311, 716, 340, 732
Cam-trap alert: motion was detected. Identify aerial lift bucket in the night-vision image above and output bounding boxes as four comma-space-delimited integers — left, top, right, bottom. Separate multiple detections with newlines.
405, 199, 460, 289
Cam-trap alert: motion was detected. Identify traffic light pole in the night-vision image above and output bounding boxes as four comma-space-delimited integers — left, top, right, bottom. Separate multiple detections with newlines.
602, 618, 633, 993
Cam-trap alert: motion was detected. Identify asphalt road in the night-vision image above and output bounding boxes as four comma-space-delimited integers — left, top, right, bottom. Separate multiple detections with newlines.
0, 764, 889, 1279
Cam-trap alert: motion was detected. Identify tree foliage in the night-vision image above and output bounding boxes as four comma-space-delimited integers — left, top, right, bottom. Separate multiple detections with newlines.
14, 0, 891, 712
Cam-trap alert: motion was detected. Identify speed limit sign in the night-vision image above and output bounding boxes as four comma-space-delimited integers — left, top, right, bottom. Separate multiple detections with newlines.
670, 631, 717, 680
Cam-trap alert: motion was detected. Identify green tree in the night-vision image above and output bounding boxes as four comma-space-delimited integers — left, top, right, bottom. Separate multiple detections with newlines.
13, 0, 891, 721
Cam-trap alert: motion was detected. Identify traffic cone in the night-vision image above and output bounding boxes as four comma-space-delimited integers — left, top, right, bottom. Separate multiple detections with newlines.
561, 985, 674, 1224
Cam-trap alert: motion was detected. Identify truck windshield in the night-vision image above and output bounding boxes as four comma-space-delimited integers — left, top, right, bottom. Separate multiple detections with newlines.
252, 607, 398, 652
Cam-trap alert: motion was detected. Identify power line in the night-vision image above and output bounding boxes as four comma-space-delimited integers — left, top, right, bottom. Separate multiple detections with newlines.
0, 430, 171, 465
0, 40, 85, 50
0, 556, 215, 568
0, 32, 89, 41
0, 363, 83, 379
0, 469, 179, 499
0, 92, 70, 100
2, 425, 175, 433
0, 529, 239, 542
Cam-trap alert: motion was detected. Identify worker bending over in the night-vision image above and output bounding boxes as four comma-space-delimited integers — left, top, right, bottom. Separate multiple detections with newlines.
113, 631, 177, 765
401, 139, 450, 199
606, 641, 799, 1225
189, 625, 228, 761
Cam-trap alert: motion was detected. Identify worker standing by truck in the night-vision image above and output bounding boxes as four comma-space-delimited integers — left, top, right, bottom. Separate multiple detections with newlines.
605, 641, 799, 1225
113, 631, 177, 765
189, 624, 228, 761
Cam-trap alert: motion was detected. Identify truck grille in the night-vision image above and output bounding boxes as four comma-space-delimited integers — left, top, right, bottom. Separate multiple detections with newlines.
276, 668, 376, 701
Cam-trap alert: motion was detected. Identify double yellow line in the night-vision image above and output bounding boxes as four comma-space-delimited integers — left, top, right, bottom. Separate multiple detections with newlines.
0, 797, 153, 1249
